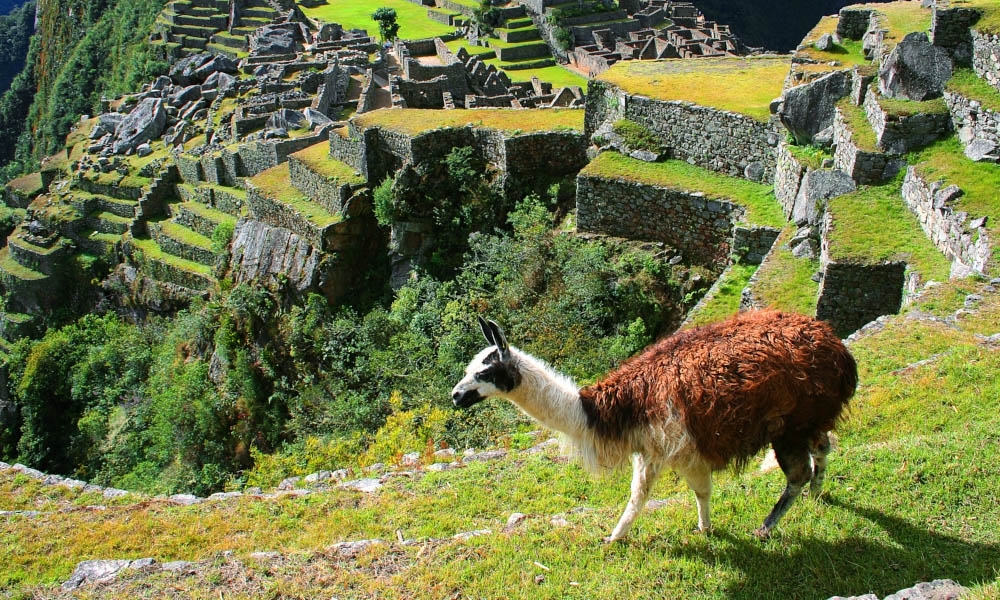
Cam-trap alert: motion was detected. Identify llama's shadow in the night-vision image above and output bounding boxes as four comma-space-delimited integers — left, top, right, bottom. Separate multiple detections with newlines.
671, 495, 1000, 599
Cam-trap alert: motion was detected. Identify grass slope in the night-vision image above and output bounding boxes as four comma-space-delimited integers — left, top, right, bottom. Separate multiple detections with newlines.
352, 107, 584, 135
300, 0, 455, 40
2, 281, 1000, 598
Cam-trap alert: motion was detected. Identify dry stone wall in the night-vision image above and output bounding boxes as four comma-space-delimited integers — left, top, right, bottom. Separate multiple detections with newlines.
933, 6, 985, 66
832, 107, 903, 184
901, 166, 992, 275
816, 258, 906, 338
585, 80, 780, 183
576, 174, 771, 266
945, 88, 1000, 150
863, 89, 952, 153
972, 29, 1000, 91
775, 143, 806, 217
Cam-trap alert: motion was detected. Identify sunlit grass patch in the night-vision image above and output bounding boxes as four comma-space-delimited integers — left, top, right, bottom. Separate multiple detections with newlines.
683, 262, 757, 328
947, 68, 1000, 113
299, 0, 456, 40
597, 56, 790, 122
352, 107, 584, 135
750, 225, 820, 316
825, 180, 952, 281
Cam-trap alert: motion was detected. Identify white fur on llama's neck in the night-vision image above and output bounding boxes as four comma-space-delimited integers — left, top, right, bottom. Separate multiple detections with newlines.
502, 347, 589, 441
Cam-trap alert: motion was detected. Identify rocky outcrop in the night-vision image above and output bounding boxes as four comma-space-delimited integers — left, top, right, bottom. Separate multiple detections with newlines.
779, 70, 851, 145
228, 219, 322, 294
879, 32, 953, 101
112, 98, 167, 155
791, 169, 857, 227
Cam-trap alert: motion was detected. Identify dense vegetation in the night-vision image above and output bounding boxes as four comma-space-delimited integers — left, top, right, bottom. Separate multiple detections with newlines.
0, 0, 33, 95
0, 0, 169, 183
0, 194, 707, 495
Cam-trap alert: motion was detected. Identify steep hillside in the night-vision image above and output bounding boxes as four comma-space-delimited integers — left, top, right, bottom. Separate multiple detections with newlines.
1, 278, 998, 598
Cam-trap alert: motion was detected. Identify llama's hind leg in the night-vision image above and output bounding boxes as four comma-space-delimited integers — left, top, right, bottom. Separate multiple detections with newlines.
808, 431, 833, 498
755, 440, 812, 539
605, 453, 662, 543
676, 460, 713, 533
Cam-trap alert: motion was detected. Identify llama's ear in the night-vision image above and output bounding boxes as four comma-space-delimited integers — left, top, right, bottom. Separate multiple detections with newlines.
488, 320, 510, 359
478, 316, 496, 346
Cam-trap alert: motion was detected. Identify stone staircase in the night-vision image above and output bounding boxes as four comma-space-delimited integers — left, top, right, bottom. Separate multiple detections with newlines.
154, 0, 279, 59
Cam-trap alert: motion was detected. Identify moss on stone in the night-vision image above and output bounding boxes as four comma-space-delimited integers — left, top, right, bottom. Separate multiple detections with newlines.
581, 152, 785, 227
596, 56, 790, 122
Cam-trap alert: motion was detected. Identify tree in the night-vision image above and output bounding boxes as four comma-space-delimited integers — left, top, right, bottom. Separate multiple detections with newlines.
371, 7, 400, 44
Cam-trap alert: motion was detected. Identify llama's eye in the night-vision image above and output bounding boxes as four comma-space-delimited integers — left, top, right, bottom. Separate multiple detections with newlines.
474, 370, 489, 382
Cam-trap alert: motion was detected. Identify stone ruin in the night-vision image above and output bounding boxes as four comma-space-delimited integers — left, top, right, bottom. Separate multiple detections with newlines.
389, 38, 584, 110
569, 1, 750, 77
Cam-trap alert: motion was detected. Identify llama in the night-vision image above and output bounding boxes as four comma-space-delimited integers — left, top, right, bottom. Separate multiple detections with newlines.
451, 311, 857, 542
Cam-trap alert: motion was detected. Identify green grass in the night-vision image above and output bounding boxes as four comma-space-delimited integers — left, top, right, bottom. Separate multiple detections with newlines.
131, 237, 213, 276
156, 220, 213, 251
299, 0, 456, 40
683, 262, 757, 328
947, 68, 1000, 113
749, 225, 820, 316
786, 144, 833, 171
909, 136, 1000, 275
792, 15, 869, 68
290, 143, 366, 184
352, 108, 585, 135
581, 152, 785, 228
249, 164, 341, 228
180, 201, 237, 228
875, 1, 933, 45
5, 172, 44, 196
875, 93, 949, 118
5, 280, 1000, 597
837, 98, 879, 152
951, 0, 1000, 34
0, 247, 47, 281
597, 56, 790, 122
825, 180, 952, 282
486, 61, 589, 91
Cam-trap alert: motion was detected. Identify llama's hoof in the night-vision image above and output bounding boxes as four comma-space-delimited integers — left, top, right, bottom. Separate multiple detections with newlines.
753, 526, 771, 540
693, 526, 713, 535
602, 534, 622, 544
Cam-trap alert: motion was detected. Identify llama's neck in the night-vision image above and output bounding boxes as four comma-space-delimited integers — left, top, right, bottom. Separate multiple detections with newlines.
504, 348, 589, 440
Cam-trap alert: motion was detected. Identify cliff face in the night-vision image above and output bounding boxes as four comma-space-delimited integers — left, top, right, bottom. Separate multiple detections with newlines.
693, 0, 893, 51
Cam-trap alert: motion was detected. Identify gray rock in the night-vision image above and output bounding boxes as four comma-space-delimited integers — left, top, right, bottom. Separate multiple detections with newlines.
304, 471, 332, 483
277, 476, 301, 491
150, 76, 172, 92
969, 216, 988, 229
229, 219, 322, 294
462, 449, 508, 463
879, 32, 953, 101
454, 529, 492, 541
169, 53, 214, 86
331, 539, 384, 558
129, 558, 156, 569
160, 560, 195, 572
252, 25, 297, 55
883, 579, 968, 600
339, 478, 383, 493
426, 462, 459, 472
91, 113, 125, 140
433, 448, 456, 459
168, 494, 201, 505
744, 162, 765, 182
813, 125, 835, 148
266, 108, 308, 134
779, 70, 851, 144
112, 98, 167, 155
964, 139, 999, 163
202, 71, 237, 95
168, 85, 201, 108
193, 55, 238, 81
815, 33, 835, 51
62, 559, 131, 590
629, 149, 660, 162
400, 452, 421, 467
504, 513, 528, 533
793, 169, 857, 226
136, 143, 153, 158
303, 107, 333, 128
791, 238, 818, 260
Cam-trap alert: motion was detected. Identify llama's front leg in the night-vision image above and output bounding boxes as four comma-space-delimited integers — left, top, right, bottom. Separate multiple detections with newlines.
605, 453, 662, 543
677, 460, 713, 532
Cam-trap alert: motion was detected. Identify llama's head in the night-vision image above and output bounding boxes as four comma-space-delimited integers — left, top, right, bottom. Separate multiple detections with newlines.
451, 317, 522, 409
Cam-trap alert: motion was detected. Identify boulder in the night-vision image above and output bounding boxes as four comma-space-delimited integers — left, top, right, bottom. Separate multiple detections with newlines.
266, 108, 308, 134
90, 112, 125, 140
193, 55, 238, 81
136, 143, 153, 158
814, 33, 835, 51
168, 84, 201, 108
964, 138, 999, 163
792, 169, 856, 226
779, 70, 850, 145
202, 71, 237, 95
303, 107, 333, 128
112, 98, 167, 155
879, 32, 953, 101
252, 25, 297, 55
169, 53, 213, 86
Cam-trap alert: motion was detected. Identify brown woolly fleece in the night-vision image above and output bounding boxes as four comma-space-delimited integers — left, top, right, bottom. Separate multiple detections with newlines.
578, 310, 857, 469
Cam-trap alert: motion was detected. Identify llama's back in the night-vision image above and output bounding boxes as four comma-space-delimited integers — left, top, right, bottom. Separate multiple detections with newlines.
579, 310, 857, 469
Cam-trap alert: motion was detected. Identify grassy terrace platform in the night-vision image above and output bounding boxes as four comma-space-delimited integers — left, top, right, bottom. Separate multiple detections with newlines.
352, 107, 584, 135
131, 237, 213, 276
860, 1, 933, 47
947, 68, 1000, 112
6, 172, 44, 197
249, 164, 341, 228
910, 137, 1000, 274
683, 262, 757, 329
596, 56, 791, 122
795, 16, 868, 68
0, 248, 46, 281
300, 0, 455, 40
486, 61, 588, 90
825, 181, 952, 281
290, 143, 366, 185
838, 99, 879, 152
581, 152, 785, 227
749, 225, 820, 316
156, 220, 213, 251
